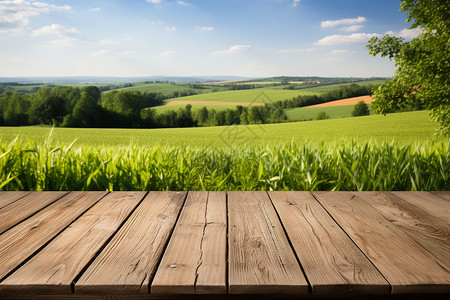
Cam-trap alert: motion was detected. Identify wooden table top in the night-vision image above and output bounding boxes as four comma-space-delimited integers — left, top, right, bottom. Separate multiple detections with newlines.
0, 191, 448, 299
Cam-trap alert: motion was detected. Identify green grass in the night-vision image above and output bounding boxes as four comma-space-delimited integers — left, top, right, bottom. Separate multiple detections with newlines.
1, 135, 447, 191
0, 111, 438, 148
163, 88, 317, 104
285, 105, 372, 120
150, 104, 240, 113
1, 111, 447, 191
111, 82, 224, 95
297, 79, 387, 93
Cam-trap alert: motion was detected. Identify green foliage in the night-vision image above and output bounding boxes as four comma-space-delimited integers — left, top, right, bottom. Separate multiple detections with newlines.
367, 0, 450, 134
316, 112, 330, 120
0, 135, 448, 191
352, 101, 370, 117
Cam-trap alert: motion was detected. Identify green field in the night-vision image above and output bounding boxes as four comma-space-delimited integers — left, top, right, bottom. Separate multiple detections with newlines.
151, 104, 239, 113
289, 79, 386, 93
111, 82, 224, 95
1, 111, 447, 191
285, 104, 372, 120
163, 88, 316, 104
0, 111, 438, 148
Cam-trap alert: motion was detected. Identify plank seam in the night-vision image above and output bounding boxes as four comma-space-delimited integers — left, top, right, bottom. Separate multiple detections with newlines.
0, 192, 31, 210
70, 191, 149, 293
193, 192, 208, 293
266, 191, 312, 294
0, 191, 70, 235
0, 192, 110, 283
148, 191, 189, 294
309, 191, 393, 295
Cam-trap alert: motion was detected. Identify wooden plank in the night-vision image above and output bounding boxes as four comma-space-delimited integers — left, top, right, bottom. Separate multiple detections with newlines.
151, 191, 227, 294
391, 191, 449, 223
430, 191, 450, 201
76, 191, 187, 295
228, 191, 308, 294
313, 191, 450, 294
0, 191, 107, 280
354, 192, 449, 270
268, 191, 389, 295
0, 191, 69, 234
0, 191, 31, 209
0, 192, 146, 295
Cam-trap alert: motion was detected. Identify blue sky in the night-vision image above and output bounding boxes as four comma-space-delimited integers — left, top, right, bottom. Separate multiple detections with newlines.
0, 0, 418, 77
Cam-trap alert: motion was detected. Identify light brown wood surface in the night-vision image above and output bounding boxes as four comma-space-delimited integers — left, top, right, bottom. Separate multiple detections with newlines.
0, 192, 145, 295
391, 191, 449, 223
269, 191, 389, 294
151, 191, 227, 294
354, 191, 449, 267
0, 191, 31, 209
228, 191, 308, 294
0, 191, 68, 234
313, 191, 450, 294
0, 191, 107, 280
430, 191, 450, 201
75, 191, 187, 295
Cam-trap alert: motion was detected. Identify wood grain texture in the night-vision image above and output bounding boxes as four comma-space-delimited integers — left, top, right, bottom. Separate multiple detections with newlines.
354, 192, 449, 268
76, 191, 187, 295
0, 191, 107, 280
313, 191, 450, 294
430, 191, 450, 201
228, 191, 308, 294
268, 191, 389, 294
0, 191, 30, 209
391, 191, 449, 223
0, 191, 68, 234
151, 191, 226, 294
0, 192, 145, 295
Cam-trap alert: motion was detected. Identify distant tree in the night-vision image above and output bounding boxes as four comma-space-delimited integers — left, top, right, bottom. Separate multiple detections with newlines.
198, 106, 209, 125
316, 112, 330, 120
352, 101, 370, 117
30, 89, 67, 125
3, 93, 30, 126
367, 0, 449, 133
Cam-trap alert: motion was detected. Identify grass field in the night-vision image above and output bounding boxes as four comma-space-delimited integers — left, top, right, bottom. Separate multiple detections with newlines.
0, 111, 438, 148
111, 82, 224, 95
151, 104, 240, 113
1, 111, 447, 191
162, 88, 316, 105
285, 104, 372, 120
296, 79, 386, 93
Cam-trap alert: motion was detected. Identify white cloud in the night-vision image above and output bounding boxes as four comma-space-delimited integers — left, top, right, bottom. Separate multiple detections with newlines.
291, 0, 300, 7
211, 45, 252, 55
160, 50, 176, 56
92, 50, 136, 59
398, 28, 421, 39
0, 0, 71, 35
278, 48, 314, 54
90, 7, 101, 12
314, 33, 381, 46
330, 49, 355, 54
177, 1, 191, 6
340, 25, 363, 32
197, 26, 214, 31
32, 24, 80, 37
166, 26, 176, 32
146, 0, 162, 4
99, 39, 119, 46
47, 37, 76, 49
321, 16, 366, 28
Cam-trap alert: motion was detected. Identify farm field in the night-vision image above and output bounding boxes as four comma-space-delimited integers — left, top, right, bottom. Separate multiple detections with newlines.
285, 105, 371, 120
151, 104, 245, 113
110, 82, 225, 95
0, 111, 437, 148
162, 88, 316, 105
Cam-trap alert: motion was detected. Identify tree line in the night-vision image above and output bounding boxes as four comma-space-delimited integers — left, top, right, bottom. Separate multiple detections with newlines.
0, 83, 378, 128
